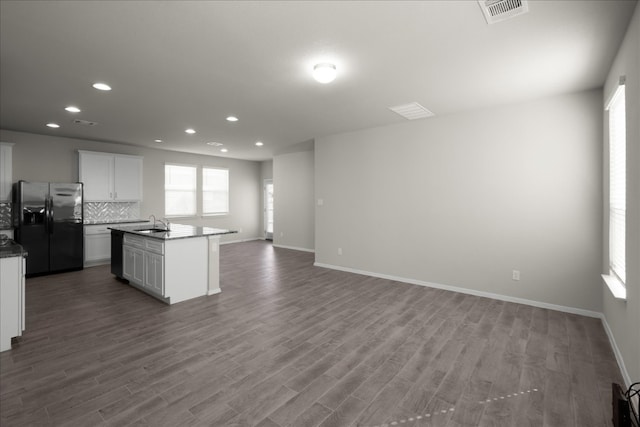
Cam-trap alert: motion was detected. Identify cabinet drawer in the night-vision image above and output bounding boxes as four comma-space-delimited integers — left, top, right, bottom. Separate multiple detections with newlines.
145, 239, 164, 255
124, 234, 145, 248
84, 225, 111, 235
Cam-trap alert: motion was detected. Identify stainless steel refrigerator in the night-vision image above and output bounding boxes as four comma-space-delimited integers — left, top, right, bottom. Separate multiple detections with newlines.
13, 181, 84, 276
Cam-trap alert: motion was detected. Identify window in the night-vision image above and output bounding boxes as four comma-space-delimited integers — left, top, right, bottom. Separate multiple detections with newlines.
165, 164, 196, 217
203, 167, 229, 215
603, 78, 626, 299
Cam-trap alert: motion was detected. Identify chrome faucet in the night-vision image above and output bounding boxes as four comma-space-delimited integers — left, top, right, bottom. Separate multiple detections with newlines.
148, 214, 169, 230
158, 218, 170, 231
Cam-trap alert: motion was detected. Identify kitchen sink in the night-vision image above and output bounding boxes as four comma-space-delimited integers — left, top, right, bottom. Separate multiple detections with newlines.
135, 228, 168, 233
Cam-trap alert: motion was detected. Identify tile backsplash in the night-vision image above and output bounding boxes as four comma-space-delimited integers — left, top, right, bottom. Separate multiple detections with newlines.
84, 202, 140, 223
0, 202, 10, 228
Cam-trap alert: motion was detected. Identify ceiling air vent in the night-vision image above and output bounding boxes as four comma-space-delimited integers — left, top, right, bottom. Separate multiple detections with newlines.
478, 0, 529, 25
389, 102, 434, 120
73, 119, 98, 126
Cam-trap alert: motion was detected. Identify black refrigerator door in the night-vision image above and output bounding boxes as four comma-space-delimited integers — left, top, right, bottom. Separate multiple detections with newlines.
15, 181, 49, 276
49, 183, 83, 272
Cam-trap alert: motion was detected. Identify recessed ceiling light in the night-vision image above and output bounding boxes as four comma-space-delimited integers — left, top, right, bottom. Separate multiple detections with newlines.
207, 142, 223, 146
65, 106, 81, 113
220, 148, 228, 153
185, 128, 196, 134
46, 123, 60, 128
226, 116, 238, 122
255, 141, 264, 147
92, 82, 112, 91
154, 139, 163, 143
313, 63, 337, 84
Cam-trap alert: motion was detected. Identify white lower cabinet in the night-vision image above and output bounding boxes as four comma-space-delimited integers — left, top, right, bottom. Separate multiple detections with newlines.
120, 233, 208, 304
123, 234, 165, 301
143, 251, 164, 296
84, 225, 111, 266
0, 255, 25, 352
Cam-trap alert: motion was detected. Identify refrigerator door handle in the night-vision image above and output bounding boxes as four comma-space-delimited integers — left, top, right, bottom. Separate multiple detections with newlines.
44, 196, 49, 234
48, 196, 54, 234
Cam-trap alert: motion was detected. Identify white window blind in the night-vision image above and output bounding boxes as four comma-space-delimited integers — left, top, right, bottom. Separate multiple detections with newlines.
202, 167, 229, 215
606, 82, 626, 284
165, 164, 197, 217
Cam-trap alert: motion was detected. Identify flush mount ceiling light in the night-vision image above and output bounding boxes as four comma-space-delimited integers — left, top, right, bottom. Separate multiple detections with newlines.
154, 139, 163, 143
220, 148, 228, 153
185, 128, 196, 134
65, 106, 81, 113
207, 142, 223, 146
255, 141, 264, 147
226, 116, 238, 122
92, 82, 111, 91
313, 63, 337, 84
46, 123, 60, 128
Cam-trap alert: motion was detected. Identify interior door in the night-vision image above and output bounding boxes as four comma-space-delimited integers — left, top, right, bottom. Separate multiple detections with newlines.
264, 179, 273, 240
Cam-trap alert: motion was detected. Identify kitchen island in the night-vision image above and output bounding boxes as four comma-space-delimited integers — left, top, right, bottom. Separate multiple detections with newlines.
109, 223, 236, 304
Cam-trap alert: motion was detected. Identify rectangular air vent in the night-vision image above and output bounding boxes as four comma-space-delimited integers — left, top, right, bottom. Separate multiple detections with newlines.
478, 0, 529, 25
74, 119, 98, 126
389, 102, 434, 120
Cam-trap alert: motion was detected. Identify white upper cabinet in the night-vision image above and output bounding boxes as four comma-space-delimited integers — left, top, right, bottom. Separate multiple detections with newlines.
0, 142, 14, 202
79, 151, 143, 201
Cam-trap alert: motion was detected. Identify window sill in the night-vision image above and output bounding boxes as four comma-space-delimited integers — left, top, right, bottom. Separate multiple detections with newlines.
202, 213, 229, 217
602, 274, 627, 300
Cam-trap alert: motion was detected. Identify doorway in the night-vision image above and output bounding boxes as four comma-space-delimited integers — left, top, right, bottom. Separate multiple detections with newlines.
264, 179, 273, 240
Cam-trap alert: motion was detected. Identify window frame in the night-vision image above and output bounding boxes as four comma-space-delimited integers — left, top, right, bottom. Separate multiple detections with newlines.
164, 163, 198, 218
602, 77, 626, 300
202, 166, 230, 216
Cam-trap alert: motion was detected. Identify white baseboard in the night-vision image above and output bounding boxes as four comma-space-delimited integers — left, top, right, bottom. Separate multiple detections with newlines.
207, 288, 221, 296
313, 262, 602, 319
273, 244, 315, 253
600, 316, 632, 388
84, 259, 110, 268
220, 237, 261, 245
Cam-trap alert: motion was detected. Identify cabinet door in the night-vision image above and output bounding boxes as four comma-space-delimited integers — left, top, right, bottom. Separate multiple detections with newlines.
114, 156, 142, 201
79, 152, 114, 201
84, 233, 111, 264
123, 245, 135, 281
144, 252, 164, 296
132, 248, 144, 284
0, 257, 22, 352
0, 143, 13, 202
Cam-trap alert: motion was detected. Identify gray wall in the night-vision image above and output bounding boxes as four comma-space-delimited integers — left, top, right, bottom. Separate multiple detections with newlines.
273, 150, 314, 251
1, 129, 262, 242
315, 89, 604, 313
602, 4, 639, 386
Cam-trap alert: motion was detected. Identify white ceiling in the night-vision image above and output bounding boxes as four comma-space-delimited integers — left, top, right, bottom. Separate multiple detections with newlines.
0, 0, 636, 161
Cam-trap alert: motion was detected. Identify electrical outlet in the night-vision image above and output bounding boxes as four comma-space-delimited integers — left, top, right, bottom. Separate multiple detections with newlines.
239, 228, 243, 233
280, 232, 284, 237
317, 198, 324, 206
338, 247, 343, 256
512, 270, 520, 281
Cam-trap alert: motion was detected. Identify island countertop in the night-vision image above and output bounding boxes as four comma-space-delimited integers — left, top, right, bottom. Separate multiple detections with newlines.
0, 241, 28, 259
108, 223, 237, 240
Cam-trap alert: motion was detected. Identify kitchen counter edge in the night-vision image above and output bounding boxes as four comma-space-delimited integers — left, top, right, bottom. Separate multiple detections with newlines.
108, 224, 237, 241
0, 241, 28, 259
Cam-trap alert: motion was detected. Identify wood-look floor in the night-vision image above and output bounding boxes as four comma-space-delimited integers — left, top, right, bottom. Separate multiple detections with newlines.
0, 240, 623, 426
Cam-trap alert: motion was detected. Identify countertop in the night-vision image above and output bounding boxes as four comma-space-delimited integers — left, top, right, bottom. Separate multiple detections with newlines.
84, 219, 149, 225
0, 241, 27, 259
108, 223, 237, 240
